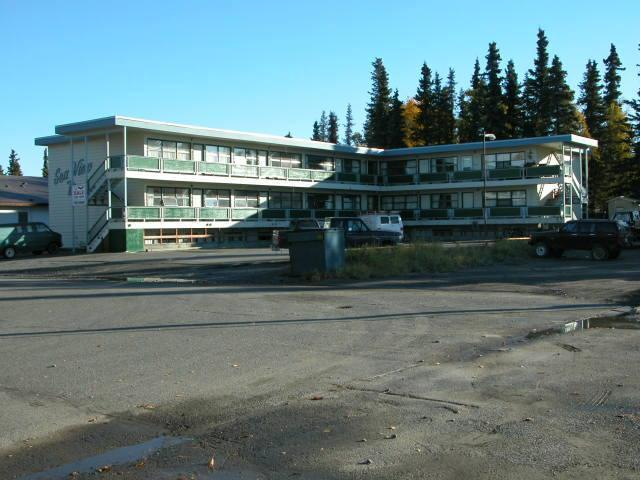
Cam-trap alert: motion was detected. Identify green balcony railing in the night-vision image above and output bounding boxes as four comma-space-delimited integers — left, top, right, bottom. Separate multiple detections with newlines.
314, 209, 336, 219
260, 166, 287, 179
419, 172, 448, 183
527, 206, 561, 217
311, 170, 335, 181
199, 207, 229, 220
420, 209, 449, 219
127, 155, 161, 171
163, 159, 196, 174
164, 207, 197, 219
454, 208, 483, 218
261, 209, 287, 219
453, 170, 482, 182
200, 162, 229, 175
489, 167, 523, 180
127, 206, 162, 220
231, 208, 259, 220
288, 168, 312, 180
231, 165, 259, 177
387, 174, 415, 185
289, 209, 313, 219
337, 172, 358, 183
489, 207, 521, 217
525, 165, 561, 178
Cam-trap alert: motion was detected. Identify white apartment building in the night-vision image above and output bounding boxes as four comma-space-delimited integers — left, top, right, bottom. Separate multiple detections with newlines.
35, 116, 596, 252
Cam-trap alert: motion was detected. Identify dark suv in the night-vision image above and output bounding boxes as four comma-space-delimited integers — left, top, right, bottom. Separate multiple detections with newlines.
529, 219, 624, 260
327, 217, 401, 247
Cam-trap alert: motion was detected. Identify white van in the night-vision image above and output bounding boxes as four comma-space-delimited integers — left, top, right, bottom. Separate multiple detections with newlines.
359, 214, 404, 241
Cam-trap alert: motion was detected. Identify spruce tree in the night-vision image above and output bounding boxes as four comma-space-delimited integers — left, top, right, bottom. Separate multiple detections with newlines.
363, 58, 392, 148
344, 103, 354, 146
387, 89, 406, 148
8, 150, 23, 176
503, 60, 523, 138
414, 62, 434, 145
430, 72, 444, 144
441, 68, 457, 144
351, 132, 365, 147
484, 42, 506, 138
42, 148, 49, 177
319, 111, 328, 142
523, 29, 553, 136
599, 102, 635, 209
311, 121, 321, 141
626, 43, 640, 198
458, 59, 487, 142
327, 111, 339, 144
603, 43, 625, 106
0, 163, 4, 175
578, 60, 606, 139
549, 55, 581, 134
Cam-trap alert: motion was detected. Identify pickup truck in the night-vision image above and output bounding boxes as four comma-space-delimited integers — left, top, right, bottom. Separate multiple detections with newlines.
273, 219, 323, 249
327, 217, 401, 247
529, 219, 624, 260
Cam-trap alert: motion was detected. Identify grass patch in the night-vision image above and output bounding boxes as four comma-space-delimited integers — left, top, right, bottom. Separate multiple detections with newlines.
336, 240, 530, 280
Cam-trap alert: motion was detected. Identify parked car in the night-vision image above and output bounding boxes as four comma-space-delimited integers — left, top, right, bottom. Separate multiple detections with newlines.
0, 222, 62, 259
326, 217, 401, 247
529, 219, 624, 260
273, 219, 323, 249
359, 213, 404, 241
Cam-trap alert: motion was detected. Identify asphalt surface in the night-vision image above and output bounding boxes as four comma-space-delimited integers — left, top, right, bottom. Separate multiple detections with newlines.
0, 247, 639, 479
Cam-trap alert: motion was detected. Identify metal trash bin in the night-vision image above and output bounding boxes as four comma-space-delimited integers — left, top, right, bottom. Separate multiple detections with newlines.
288, 228, 345, 275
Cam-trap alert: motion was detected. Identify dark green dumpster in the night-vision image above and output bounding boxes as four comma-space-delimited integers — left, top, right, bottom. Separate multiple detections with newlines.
288, 228, 345, 275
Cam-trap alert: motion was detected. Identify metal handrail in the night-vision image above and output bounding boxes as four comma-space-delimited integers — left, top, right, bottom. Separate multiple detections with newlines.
87, 208, 110, 245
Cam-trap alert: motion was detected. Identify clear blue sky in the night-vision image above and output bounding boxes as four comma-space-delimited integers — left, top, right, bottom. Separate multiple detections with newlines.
1, 0, 638, 175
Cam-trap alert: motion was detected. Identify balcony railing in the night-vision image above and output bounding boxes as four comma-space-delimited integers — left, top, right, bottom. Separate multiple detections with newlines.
110, 155, 563, 187
116, 205, 563, 223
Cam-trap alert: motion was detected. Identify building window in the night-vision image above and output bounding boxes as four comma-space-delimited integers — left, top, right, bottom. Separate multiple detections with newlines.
460, 156, 473, 171
342, 195, 361, 210
431, 157, 457, 173
381, 195, 418, 210
17, 211, 28, 224
146, 187, 191, 206
307, 193, 334, 209
193, 144, 203, 162
270, 152, 302, 169
147, 139, 191, 160
431, 193, 458, 209
485, 151, 525, 169
148, 139, 162, 158
384, 160, 417, 176
307, 155, 335, 171
203, 189, 230, 208
342, 159, 361, 174
233, 148, 259, 166
234, 191, 259, 208
367, 161, 379, 175
268, 191, 302, 209
485, 190, 526, 207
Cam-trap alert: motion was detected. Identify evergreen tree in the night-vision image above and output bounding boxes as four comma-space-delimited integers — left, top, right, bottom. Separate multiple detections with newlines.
311, 121, 321, 141
549, 55, 581, 134
387, 89, 406, 148
363, 58, 392, 148
351, 132, 365, 147
523, 29, 553, 136
599, 102, 635, 210
402, 98, 421, 147
627, 43, 640, 198
578, 60, 606, 139
8, 150, 23, 176
414, 62, 434, 145
503, 60, 523, 138
603, 43, 625, 106
344, 103, 354, 146
327, 111, 339, 144
430, 72, 444, 143
42, 148, 48, 177
458, 59, 487, 142
441, 68, 457, 143
0, 163, 4, 175
484, 42, 506, 138
319, 111, 328, 142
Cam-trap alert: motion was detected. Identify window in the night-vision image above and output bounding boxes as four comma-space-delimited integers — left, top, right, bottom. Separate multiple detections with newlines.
308, 194, 334, 209
193, 144, 203, 162
219, 147, 231, 164
381, 196, 418, 210
147, 139, 192, 160
462, 192, 474, 208
17, 211, 28, 224
203, 189, 230, 208
307, 155, 334, 171
596, 222, 617, 234
342, 195, 361, 210
431, 193, 458, 209
485, 190, 526, 207
162, 141, 177, 159
485, 152, 525, 169
562, 222, 577, 233
578, 222, 594, 234
385, 160, 417, 176
148, 139, 162, 158
234, 191, 259, 208
146, 187, 191, 206
342, 159, 361, 174
390, 216, 400, 224
367, 161, 379, 175
380, 216, 390, 224
269, 192, 302, 209
431, 157, 457, 173
367, 195, 378, 211
346, 220, 367, 232
270, 152, 302, 169
460, 156, 473, 171
177, 142, 191, 160
35, 223, 50, 232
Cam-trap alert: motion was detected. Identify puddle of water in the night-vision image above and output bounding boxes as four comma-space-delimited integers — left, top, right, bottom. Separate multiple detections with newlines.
527, 315, 640, 339
21, 436, 190, 480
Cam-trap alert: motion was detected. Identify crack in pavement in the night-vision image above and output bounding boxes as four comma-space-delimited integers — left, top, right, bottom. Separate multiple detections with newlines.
334, 384, 481, 408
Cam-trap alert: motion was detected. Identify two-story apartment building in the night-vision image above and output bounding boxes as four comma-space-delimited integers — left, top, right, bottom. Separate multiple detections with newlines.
35, 116, 596, 252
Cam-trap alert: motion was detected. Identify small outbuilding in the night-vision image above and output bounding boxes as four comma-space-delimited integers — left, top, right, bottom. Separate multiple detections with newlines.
0, 176, 49, 225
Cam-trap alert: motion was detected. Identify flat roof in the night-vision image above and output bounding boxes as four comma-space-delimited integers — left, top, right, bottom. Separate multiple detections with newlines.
34, 115, 599, 155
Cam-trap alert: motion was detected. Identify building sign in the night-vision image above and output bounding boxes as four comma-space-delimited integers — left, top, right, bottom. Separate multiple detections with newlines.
72, 184, 87, 206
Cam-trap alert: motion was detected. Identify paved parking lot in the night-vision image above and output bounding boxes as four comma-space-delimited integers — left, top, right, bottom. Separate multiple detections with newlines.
0, 248, 639, 479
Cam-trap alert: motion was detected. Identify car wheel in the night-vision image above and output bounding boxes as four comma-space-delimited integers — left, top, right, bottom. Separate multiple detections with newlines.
3, 246, 16, 259
534, 242, 550, 258
591, 244, 609, 261
47, 242, 59, 255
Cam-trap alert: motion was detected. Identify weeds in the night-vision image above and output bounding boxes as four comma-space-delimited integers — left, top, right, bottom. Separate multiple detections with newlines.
335, 240, 529, 280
